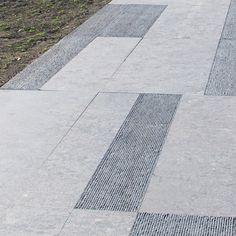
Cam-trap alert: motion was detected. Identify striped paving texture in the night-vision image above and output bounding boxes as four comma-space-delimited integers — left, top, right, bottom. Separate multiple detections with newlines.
205, 0, 236, 95
130, 213, 236, 236
76, 94, 181, 211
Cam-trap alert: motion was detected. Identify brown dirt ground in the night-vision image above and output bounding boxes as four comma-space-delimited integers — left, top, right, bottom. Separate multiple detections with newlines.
0, 0, 111, 87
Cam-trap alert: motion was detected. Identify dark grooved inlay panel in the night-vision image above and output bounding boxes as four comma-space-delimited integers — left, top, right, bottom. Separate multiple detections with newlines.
100, 5, 166, 37
130, 213, 236, 236
75, 94, 181, 211
205, 0, 236, 96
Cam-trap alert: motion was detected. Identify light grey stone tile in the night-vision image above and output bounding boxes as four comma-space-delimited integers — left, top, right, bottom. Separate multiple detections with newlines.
106, 36, 218, 94
60, 210, 136, 236
144, 1, 229, 39
141, 95, 236, 217
0, 90, 96, 212
41, 37, 141, 91
0, 92, 138, 235
0, 206, 69, 236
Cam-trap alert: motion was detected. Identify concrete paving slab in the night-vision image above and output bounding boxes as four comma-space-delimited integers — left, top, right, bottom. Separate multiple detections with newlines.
105, 36, 218, 94
130, 213, 235, 236
99, 5, 166, 37
0, 90, 96, 211
0, 206, 69, 236
41, 37, 141, 91
59, 210, 136, 236
141, 95, 236, 217
144, 1, 229, 39
1, 93, 138, 234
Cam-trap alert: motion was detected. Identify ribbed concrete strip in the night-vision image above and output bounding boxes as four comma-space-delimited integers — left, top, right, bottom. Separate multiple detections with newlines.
2, 4, 165, 90
205, 0, 236, 95
76, 94, 181, 212
130, 213, 235, 236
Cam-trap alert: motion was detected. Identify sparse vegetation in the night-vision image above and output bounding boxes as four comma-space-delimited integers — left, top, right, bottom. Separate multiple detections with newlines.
0, 0, 110, 86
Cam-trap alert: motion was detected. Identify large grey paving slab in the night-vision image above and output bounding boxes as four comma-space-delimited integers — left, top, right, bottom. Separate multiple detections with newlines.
141, 95, 236, 217
59, 210, 136, 236
76, 94, 181, 212
0, 90, 96, 213
130, 213, 236, 236
144, 0, 229, 39
2, 4, 165, 90
41, 37, 141, 91
105, 36, 218, 94
1, 93, 138, 234
0, 206, 69, 236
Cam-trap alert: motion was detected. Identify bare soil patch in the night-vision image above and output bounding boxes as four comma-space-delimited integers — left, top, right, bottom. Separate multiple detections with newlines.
0, 0, 111, 86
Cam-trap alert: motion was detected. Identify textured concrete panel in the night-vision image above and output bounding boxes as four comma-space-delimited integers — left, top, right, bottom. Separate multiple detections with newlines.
76, 94, 181, 211
141, 95, 236, 217
100, 5, 166, 37
205, 40, 236, 96
106, 36, 218, 94
42, 37, 141, 91
1, 93, 138, 235
222, 0, 236, 40
205, 0, 236, 96
3, 4, 165, 90
60, 210, 136, 236
130, 213, 236, 236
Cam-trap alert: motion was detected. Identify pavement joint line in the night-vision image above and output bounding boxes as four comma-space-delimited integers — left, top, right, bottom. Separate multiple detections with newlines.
37, 92, 100, 170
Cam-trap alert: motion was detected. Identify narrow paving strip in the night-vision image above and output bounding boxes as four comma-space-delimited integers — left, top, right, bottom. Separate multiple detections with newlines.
76, 94, 180, 212
130, 213, 235, 236
0, 0, 236, 235
205, 0, 236, 95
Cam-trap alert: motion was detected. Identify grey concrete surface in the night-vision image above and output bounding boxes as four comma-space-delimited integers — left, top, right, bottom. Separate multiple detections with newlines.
0, 90, 96, 214
141, 95, 236, 217
0, 93, 138, 235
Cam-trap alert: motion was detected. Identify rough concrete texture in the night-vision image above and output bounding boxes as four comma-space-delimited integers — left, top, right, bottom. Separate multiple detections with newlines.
76, 94, 180, 211
1, 0, 236, 234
